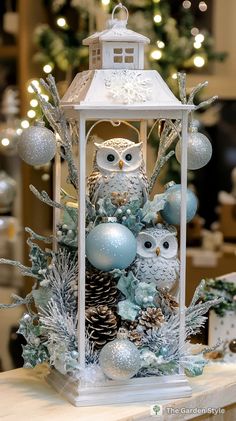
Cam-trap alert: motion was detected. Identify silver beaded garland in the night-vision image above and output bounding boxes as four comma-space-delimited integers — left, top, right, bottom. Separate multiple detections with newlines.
17, 121, 56, 166
99, 329, 141, 380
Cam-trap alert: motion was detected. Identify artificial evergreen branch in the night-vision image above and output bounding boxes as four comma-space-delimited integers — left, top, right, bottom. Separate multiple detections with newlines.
29, 185, 77, 225
25, 227, 53, 245
0, 292, 34, 310
31, 75, 78, 190
0, 258, 38, 278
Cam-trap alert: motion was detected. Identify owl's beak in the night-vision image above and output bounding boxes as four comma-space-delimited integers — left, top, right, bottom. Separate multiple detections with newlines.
119, 160, 124, 170
156, 247, 160, 256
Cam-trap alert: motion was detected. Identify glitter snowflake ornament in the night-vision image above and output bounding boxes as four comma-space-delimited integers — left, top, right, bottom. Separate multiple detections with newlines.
105, 70, 152, 104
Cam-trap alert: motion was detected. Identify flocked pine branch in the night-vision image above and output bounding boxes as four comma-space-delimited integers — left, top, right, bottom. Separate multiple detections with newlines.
30, 184, 77, 225
31, 75, 78, 190
148, 72, 218, 192
45, 249, 78, 315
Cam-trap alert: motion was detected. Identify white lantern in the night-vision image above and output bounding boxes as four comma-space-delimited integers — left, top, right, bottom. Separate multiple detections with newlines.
48, 3, 194, 406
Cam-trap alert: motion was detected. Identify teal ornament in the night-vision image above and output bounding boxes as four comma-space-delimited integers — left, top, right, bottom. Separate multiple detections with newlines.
160, 182, 198, 225
175, 125, 212, 170
86, 222, 137, 271
99, 329, 140, 380
183, 355, 207, 377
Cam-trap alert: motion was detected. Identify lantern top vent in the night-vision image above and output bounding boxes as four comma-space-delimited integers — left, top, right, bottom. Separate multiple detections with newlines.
83, 3, 150, 70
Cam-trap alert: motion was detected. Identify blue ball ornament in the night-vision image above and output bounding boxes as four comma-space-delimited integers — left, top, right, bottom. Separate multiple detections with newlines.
160, 182, 198, 225
86, 222, 137, 271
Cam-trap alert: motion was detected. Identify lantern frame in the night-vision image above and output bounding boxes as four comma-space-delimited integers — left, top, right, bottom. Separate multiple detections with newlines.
46, 101, 194, 405
47, 2, 195, 405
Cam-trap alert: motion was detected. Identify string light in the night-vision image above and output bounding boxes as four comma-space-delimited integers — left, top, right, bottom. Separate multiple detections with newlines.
157, 41, 165, 48
195, 33, 204, 43
191, 27, 199, 36
183, 1, 191, 9
30, 99, 38, 108
172, 73, 177, 79
153, 0, 160, 3
154, 14, 162, 24
57, 17, 67, 28
199, 1, 207, 12
27, 80, 40, 93
194, 55, 205, 67
151, 50, 162, 60
16, 128, 23, 135
27, 110, 36, 119
194, 41, 202, 49
101, 0, 110, 5
41, 94, 49, 101
1, 138, 10, 146
21, 120, 30, 129
43, 64, 53, 74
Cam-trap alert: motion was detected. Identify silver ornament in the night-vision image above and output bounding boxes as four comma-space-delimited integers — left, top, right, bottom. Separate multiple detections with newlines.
88, 138, 148, 206
0, 171, 16, 214
99, 329, 140, 380
175, 125, 212, 170
17, 121, 56, 166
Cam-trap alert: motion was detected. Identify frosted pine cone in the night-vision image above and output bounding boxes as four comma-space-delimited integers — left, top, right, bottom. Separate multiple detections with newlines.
138, 307, 164, 330
85, 266, 118, 309
154, 289, 179, 313
85, 305, 117, 349
128, 329, 143, 347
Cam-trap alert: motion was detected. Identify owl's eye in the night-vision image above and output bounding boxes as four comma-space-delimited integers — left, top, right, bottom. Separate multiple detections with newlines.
163, 241, 169, 249
125, 153, 132, 162
144, 241, 152, 249
107, 154, 115, 162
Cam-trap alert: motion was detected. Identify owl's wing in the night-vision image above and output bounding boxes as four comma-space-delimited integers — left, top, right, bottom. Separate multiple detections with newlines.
138, 172, 149, 202
87, 171, 103, 204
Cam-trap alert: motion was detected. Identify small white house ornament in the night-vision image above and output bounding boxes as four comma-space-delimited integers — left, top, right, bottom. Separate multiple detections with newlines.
83, 3, 149, 71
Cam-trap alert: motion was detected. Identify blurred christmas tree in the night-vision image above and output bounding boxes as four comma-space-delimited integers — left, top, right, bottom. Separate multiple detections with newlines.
115, 0, 226, 89
34, 1, 226, 85
33, 0, 102, 83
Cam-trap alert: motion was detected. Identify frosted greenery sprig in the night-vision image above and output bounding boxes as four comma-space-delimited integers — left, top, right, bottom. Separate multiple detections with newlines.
31, 75, 78, 190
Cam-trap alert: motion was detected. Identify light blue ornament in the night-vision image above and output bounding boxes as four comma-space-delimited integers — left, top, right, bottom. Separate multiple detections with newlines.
159, 346, 168, 358
86, 222, 137, 271
160, 182, 198, 225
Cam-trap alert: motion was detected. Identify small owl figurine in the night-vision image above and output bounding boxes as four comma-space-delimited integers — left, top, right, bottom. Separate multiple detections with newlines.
131, 224, 180, 292
88, 138, 148, 206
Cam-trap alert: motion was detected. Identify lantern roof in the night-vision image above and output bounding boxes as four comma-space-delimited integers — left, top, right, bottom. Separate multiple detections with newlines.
83, 3, 150, 46
61, 69, 193, 111
83, 21, 150, 46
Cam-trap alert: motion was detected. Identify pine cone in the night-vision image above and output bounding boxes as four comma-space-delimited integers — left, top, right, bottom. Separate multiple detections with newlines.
85, 266, 118, 309
111, 192, 129, 206
85, 305, 117, 349
138, 307, 164, 330
128, 329, 143, 347
154, 289, 179, 312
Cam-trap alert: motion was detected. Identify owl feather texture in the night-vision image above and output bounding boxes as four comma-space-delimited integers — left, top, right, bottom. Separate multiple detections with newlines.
87, 138, 148, 207
131, 224, 180, 293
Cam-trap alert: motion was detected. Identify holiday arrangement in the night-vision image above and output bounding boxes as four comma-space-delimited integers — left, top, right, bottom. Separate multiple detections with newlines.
0, 3, 221, 405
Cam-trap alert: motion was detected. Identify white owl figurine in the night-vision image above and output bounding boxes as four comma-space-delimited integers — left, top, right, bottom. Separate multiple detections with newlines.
131, 224, 180, 292
87, 138, 148, 206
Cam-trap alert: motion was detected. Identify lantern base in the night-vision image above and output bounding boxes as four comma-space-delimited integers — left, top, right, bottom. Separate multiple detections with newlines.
46, 368, 192, 407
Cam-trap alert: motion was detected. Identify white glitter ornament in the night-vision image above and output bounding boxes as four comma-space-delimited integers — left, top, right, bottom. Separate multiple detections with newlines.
175, 125, 212, 170
99, 329, 141, 380
17, 121, 56, 166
